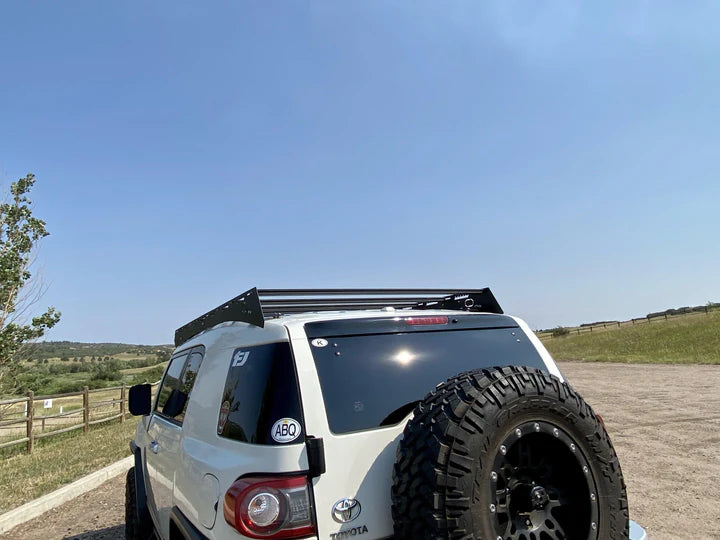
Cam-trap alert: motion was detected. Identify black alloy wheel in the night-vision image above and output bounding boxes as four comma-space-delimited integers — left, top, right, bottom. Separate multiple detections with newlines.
490, 421, 599, 540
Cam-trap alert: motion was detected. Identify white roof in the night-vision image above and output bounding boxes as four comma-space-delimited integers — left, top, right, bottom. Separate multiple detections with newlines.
176, 308, 510, 350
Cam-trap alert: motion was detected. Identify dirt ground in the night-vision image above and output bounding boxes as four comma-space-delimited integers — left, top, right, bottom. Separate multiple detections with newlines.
3, 361, 719, 540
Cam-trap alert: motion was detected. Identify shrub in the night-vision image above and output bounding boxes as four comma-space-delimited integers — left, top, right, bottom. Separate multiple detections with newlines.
552, 326, 571, 337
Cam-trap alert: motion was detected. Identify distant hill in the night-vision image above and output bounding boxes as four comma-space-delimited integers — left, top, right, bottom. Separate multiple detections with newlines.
543, 309, 720, 364
27, 341, 173, 361
540, 301, 720, 332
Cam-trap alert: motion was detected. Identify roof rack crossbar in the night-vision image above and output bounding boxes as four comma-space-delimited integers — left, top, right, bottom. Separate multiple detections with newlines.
258, 288, 489, 297
261, 297, 442, 307
174, 287, 502, 346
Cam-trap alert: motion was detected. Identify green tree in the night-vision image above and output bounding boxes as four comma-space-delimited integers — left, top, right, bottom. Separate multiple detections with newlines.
0, 174, 60, 395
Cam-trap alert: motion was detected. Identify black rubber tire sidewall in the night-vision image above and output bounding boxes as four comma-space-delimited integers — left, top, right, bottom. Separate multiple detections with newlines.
125, 467, 140, 540
391, 366, 629, 540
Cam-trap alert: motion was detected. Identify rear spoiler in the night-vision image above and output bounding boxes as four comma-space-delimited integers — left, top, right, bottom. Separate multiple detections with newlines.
174, 288, 502, 347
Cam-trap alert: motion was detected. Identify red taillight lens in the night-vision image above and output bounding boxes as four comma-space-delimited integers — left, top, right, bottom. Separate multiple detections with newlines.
405, 316, 449, 326
223, 476, 315, 539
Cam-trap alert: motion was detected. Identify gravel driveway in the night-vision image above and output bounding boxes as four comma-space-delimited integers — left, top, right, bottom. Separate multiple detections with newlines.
4, 361, 719, 540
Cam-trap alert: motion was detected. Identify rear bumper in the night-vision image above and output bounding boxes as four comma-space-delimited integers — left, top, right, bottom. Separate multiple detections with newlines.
630, 519, 648, 540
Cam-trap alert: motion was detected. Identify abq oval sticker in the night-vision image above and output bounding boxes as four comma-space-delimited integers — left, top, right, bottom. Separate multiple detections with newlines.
271, 418, 302, 443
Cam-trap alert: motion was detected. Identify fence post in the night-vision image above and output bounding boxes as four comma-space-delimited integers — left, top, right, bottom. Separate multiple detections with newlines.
26, 391, 34, 454
617, 321, 621, 327
120, 383, 126, 423
83, 386, 89, 433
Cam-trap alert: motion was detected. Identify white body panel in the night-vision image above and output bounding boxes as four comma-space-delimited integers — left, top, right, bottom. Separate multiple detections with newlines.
146, 416, 182, 539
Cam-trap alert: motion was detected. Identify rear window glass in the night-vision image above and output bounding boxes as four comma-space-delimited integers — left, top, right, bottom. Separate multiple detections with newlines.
217, 342, 304, 446
306, 318, 546, 434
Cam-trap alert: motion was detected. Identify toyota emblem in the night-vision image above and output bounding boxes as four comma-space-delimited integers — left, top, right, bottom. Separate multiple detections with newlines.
332, 498, 361, 523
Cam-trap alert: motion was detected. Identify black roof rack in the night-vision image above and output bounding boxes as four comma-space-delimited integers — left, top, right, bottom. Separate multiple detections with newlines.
174, 287, 503, 347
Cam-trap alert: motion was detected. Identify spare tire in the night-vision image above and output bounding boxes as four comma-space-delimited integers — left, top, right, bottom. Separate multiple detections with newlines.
391, 366, 629, 540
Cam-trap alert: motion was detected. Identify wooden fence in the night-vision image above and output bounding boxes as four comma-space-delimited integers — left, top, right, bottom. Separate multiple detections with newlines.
0, 382, 159, 454
538, 305, 717, 340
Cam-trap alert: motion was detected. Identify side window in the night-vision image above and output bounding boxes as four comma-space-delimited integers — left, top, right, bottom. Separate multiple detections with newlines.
217, 342, 304, 445
175, 350, 203, 423
155, 353, 188, 414
154, 346, 205, 423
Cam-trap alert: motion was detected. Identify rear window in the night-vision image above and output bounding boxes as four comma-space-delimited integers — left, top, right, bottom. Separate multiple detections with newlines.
217, 342, 304, 446
306, 315, 546, 434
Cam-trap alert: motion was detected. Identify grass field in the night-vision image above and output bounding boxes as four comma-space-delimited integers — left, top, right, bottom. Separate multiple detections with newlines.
543, 309, 720, 363
0, 417, 139, 514
120, 361, 168, 375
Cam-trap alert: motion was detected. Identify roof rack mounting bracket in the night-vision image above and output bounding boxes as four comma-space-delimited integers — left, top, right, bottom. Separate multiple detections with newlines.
174, 288, 264, 347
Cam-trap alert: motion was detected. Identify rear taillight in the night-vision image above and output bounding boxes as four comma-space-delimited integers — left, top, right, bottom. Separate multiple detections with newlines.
223, 476, 315, 539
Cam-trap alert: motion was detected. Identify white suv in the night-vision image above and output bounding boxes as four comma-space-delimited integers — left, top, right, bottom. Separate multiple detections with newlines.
126, 288, 648, 540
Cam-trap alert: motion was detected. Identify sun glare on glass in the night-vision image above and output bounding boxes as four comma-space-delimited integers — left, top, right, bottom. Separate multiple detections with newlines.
393, 349, 416, 366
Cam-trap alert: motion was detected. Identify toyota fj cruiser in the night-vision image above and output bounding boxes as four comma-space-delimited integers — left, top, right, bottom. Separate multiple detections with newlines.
126, 288, 648, 540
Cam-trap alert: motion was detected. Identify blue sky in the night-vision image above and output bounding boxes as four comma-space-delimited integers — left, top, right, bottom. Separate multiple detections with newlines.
1, 2, 718, 344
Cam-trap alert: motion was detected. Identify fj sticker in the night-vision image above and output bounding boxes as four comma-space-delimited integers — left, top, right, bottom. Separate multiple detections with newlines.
271, 418, 301, 443
231, 349, 250, 367
311, 338, 328, 348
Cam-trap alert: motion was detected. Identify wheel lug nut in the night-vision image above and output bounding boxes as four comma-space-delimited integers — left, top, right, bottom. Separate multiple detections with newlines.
500, 445, 507, 455
553, 428, 559, 437
489, 504, 496, 513
591, 522, 597, 530
591, 493, 596, 501
583, 466, 589, 474
570, 443, 576, 452
534, 422, 540, 432
491, 471, 498, 481
515, 428, 522, 437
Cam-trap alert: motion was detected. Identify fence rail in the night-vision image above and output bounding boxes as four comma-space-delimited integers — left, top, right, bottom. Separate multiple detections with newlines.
0, 382, 159, 454
537, 305, 718, 340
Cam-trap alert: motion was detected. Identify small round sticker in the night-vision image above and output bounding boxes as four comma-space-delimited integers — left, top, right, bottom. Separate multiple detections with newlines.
311, 338, 328, 348
271, 418, 302, 443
